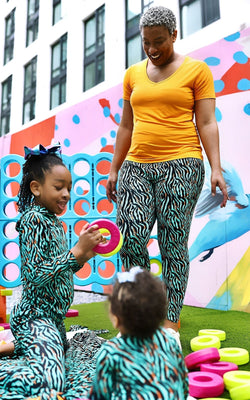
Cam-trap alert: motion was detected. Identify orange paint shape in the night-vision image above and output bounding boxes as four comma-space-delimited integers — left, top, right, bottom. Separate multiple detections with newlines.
217, 59, 250, 97
75, 263, 92, 279
96, 160, 111, 175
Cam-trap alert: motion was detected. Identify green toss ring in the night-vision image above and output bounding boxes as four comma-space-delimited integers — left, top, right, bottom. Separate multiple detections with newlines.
230, 383, 250, 400
223, 370, 250, 391
199, 329, 226, 341
219, 348, 249, 366
190, 335, 221, 351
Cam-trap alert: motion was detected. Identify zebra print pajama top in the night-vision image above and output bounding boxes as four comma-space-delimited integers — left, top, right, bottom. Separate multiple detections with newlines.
11, 204, 81, 353
89, 327, 189, 400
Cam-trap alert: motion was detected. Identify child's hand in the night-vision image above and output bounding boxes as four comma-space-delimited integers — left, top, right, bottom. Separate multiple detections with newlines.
71, 223, 103, 265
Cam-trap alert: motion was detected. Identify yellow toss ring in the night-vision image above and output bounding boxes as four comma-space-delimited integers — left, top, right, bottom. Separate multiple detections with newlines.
219, 347, 249, 366
150, 258, 162, 277
0, 289, 13, 296
99, 228, 110, 235
223, 370, 250, 391
199, 329, 226, 341
230, 383, 250, 400
190, 335, 221, 351
102, 231, 123, 257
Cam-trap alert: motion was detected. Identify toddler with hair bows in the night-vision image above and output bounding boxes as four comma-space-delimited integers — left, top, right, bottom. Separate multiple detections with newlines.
89, 267, 189, 400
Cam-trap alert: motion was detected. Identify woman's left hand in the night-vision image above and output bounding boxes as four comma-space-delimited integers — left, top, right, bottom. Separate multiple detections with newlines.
211, 169, 228, 207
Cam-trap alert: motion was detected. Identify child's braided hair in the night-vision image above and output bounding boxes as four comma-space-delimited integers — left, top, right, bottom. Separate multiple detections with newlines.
17, 153, 65, 213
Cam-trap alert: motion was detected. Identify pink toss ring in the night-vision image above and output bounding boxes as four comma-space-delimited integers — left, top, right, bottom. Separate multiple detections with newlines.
185, 348, 220, 370
188, 371, 224, 398
223, 370, 250, 391
230, 383, 250, 400
89, 219, 122, 255
200, 361, 238, 377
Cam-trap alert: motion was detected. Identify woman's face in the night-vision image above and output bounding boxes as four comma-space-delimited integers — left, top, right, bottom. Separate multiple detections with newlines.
141, 25, 177, 66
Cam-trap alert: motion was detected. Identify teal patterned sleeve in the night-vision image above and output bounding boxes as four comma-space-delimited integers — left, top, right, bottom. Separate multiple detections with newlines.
18, 211, 80, 286
176, 344, 189, 398
90, 345, 114, 399
161, 331, 189, 399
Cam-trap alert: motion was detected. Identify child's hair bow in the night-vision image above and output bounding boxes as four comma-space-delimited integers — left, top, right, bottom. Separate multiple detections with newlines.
24, 143, 62, 160
117, 266, 143, 283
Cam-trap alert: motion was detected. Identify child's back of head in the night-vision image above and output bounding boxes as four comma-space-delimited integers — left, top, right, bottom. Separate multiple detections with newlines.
109, 267, 167, 338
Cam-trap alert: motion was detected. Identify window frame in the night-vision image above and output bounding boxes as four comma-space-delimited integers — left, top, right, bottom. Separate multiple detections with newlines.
83, 5, 105, 92
52, 0, 61, 25
125, 0, 154, 68
50, 33, 67, 109
4, 8, 15, 65
0, 75, 12, 136
26, 0, 40, 47
23, 56, 37, 124
179, 0, 220, 39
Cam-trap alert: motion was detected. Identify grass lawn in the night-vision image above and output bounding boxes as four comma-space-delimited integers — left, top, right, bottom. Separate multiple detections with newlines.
6, 302, 249, 399
65, 302, 250, 399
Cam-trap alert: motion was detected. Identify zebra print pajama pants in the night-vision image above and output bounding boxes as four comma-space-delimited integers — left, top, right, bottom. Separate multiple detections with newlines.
0, 318, 65, 399
116, 158, 205, 323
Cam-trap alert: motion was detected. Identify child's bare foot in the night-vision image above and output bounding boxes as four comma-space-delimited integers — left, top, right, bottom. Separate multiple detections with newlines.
0, 342, 15, 357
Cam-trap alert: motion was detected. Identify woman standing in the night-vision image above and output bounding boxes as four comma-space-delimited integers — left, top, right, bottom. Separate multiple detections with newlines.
106, 6, 227, 347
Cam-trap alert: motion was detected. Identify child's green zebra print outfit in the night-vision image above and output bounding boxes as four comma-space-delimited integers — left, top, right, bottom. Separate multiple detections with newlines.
0, 205, 82, 399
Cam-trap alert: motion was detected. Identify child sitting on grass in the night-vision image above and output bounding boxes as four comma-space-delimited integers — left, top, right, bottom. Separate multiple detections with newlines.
88, 266, 189, 399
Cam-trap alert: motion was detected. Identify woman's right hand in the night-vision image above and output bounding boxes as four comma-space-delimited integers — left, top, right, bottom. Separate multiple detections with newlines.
105, 100, 134, 203
106, 171, 118, 203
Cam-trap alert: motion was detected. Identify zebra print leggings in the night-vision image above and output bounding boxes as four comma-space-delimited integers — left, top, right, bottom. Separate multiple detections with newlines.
116, 158, 205, 323
0, 318, 65, 399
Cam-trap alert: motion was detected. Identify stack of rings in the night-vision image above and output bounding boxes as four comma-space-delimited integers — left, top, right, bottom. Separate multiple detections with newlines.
89, 219, 123, 257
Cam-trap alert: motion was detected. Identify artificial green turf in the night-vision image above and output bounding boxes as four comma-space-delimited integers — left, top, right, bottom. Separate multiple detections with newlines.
65, 302, 250, 399
7, 302, 249, 399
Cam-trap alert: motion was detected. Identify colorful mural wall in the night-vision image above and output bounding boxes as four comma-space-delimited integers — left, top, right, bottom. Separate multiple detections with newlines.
0, 28, 249, 312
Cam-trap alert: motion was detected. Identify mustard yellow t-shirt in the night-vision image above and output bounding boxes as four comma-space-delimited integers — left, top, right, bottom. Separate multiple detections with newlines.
124, 56, 216, 163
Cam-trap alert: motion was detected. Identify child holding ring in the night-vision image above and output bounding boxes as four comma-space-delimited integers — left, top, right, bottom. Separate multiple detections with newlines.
0, 143, 103, 399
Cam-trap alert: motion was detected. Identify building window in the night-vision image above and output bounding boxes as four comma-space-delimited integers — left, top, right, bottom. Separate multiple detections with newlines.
180, 0, 220, 38
53, 0, 61, 25
26, 0, 39, 47
0, 76, 12, 136
125, 0, 154, 68
50, 33, 67, 109
83, 5, 105, 91
23, 56, 37, 124
4, 9, 15, 65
